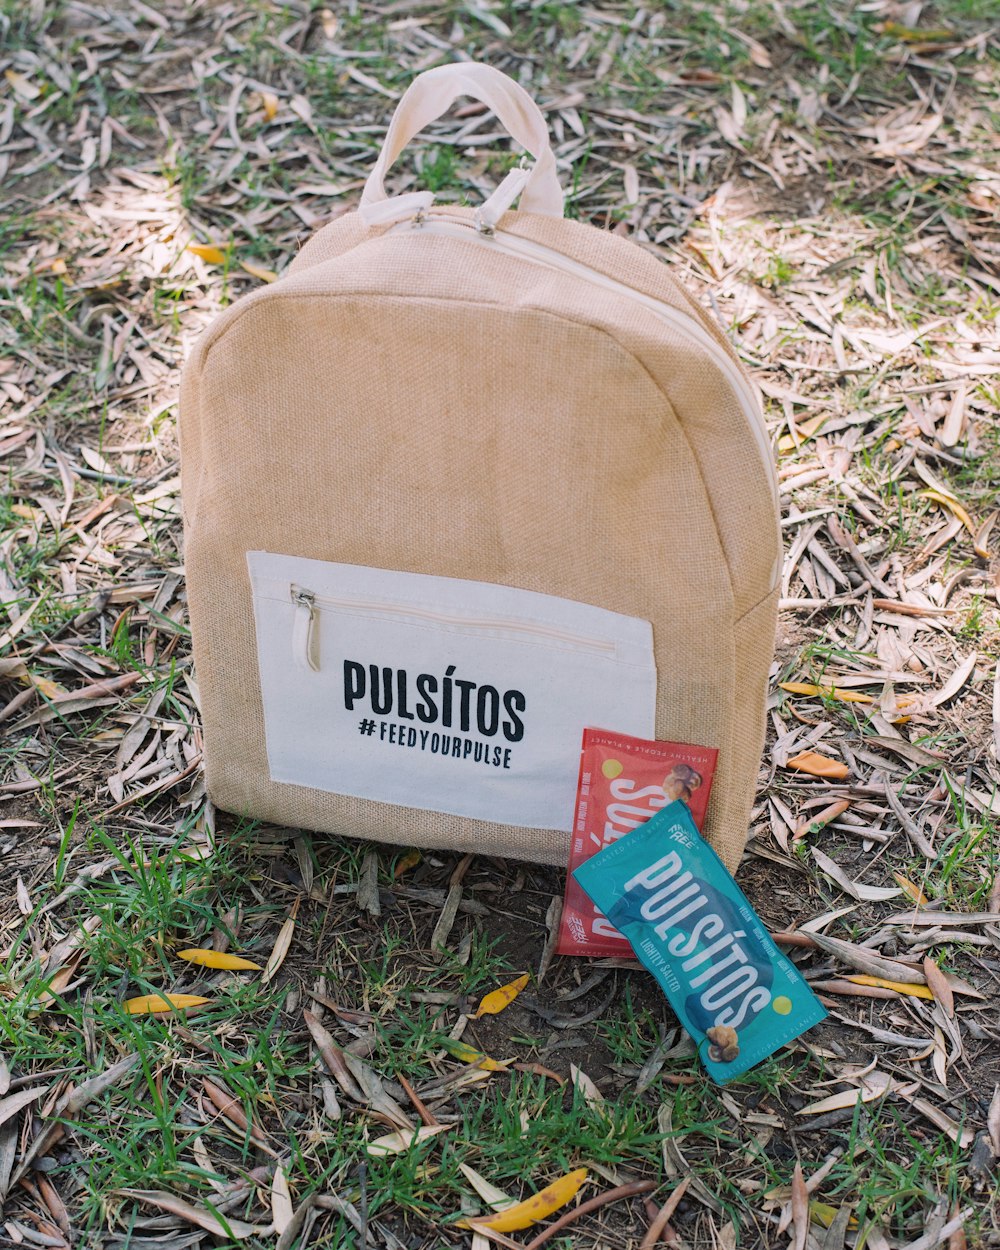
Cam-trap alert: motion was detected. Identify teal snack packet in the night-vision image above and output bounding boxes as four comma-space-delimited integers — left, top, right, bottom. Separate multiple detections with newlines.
573, 800, 826, 1083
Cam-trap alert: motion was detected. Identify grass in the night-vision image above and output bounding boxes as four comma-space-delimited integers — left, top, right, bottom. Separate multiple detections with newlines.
1, 0, 999, 1245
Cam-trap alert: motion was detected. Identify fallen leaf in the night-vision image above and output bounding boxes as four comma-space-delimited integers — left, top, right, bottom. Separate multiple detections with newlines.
787, 751, 850, 779
365, 1124, 449, 1156
176, 949, 262, 971
186, 243, 228, 265
123, 994, 211, 1015
0, 1086, 48, 1128
4, 70, 41, 100
438, 1036, 509, 1072
458, 1163, 517, 1212
845, 975, 933, 999
893, 874, 928, 905
798, 1072, 895, 1115
271, 1165, 293, 1233
791, 1163, 808, 1250
240, 261, 278, 283
465, 1168, 588, 1232
262, 914, 295, 984
922, 959, 954, 1017
919, 489, 976, 536
795, 799, 850, 839
474, 974, 529, 1018
811, 849, 902, 902
780, 682, 873, 704
117, 1189, 261, 1239
394, 848, 421, 877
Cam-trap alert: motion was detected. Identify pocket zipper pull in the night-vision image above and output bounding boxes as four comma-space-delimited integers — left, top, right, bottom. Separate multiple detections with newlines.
291, 586, 320, 672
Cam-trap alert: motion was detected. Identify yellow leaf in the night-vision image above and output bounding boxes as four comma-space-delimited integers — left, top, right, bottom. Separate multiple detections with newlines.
394, 848, 421, 878
124, 993, 211, 1015
474, 974, 529, 1019
780, 682, 874, 705
240, 260, 278, 283
787, 751, 850, 780
29, 675, 65, 700
466, 1168, 588, 1232
176, 948, 262, 971
892, 874, 928, 906
919, 489, 975, 536
261, 91, 279, 121
186, 243, 228, 265
809, 1201, 858, 1229
777, 413, 829, 452
845, 975, 934, 1000
5, 70, 41, 100
438, 1037, 509, 1071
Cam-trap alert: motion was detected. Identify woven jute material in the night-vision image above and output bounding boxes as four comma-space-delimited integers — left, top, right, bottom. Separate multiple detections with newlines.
180, 63, 780, 872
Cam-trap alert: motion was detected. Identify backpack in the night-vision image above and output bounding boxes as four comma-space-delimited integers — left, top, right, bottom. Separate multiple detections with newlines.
179, 61, 781, 873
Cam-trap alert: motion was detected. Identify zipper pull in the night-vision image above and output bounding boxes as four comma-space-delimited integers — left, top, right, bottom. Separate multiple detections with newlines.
290, 586, 320, 672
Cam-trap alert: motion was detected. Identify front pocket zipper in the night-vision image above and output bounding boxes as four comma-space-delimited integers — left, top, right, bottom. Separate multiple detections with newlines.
288, 581, 620, 672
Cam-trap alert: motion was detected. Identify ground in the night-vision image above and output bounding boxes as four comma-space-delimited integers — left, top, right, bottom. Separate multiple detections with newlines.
1, 1, 999, 1248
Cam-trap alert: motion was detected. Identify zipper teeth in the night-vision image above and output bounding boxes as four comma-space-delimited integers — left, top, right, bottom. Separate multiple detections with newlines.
396, 214, 779, 511
291, 585, 618, 654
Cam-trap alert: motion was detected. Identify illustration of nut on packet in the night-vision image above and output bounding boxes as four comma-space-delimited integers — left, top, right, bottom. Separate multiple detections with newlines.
573, 800, 826, 1083
557, 729, 717, 958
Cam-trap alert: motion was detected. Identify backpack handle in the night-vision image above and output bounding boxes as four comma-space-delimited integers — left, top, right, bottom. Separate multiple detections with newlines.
359, 61, 564, 229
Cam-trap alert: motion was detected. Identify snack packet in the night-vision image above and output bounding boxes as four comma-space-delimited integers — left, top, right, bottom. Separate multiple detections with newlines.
573, 800, 826, 1083
558, 729, 717, 958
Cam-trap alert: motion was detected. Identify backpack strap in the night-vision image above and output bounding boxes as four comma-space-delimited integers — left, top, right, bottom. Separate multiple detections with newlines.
359, 61, 564, 229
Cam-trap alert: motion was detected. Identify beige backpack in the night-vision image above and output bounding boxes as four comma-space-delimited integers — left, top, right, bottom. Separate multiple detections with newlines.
180, 62, 780, 873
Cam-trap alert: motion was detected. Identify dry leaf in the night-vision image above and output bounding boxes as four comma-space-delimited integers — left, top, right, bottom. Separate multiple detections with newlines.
271, 1165, 293, 1233
845, 975, 933, 999
438, 1036, 509, 1072
787, 751, 850, 779
457, 1163, 517, 1212
176, 948, 262, 971
791, 1163, 808, 1250
394, 848, 421, 877
922, 958, 955, 1017
474, 974, 529, 1018
123, 993, 211, 1015
186, 243, 228, 265
780, 682, 873, 704
117, 1189, 261, 1239
893, 873, 929, 905
919, 489, 976, 536
262, 914, 295, 984
240, 261, 278, 283
365, 1124, 449, 1157
465, 1168, 588, 1232
798, 1072, 894, 1115
0, 1086, 48, 1128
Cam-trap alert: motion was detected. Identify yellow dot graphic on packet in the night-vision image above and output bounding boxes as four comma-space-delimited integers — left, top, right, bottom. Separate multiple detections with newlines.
773, 996, 792, 1015
602, 759, 624, 780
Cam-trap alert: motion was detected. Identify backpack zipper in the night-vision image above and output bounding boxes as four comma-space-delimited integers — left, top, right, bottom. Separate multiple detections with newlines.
288, 582, 619, 672
390, 212, 780, 520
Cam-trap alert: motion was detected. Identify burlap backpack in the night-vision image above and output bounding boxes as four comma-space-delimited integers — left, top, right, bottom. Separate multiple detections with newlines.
180, 62, 781, 873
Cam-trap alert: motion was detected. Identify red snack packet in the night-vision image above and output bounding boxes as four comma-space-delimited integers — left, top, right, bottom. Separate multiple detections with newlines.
557, 728, 718, 958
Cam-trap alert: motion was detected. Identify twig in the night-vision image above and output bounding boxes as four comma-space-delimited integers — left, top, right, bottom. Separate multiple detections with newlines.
639, 1178, 690, 1249
524, 1179, 657, 1250
397, 1073, 439, 1126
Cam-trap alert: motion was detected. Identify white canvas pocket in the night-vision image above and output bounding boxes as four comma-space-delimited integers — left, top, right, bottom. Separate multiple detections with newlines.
247, 552, 657, 831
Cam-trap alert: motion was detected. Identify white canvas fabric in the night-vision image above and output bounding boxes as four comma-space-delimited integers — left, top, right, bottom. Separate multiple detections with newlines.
247, 552, 656, 830
179, 61, 781, 871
